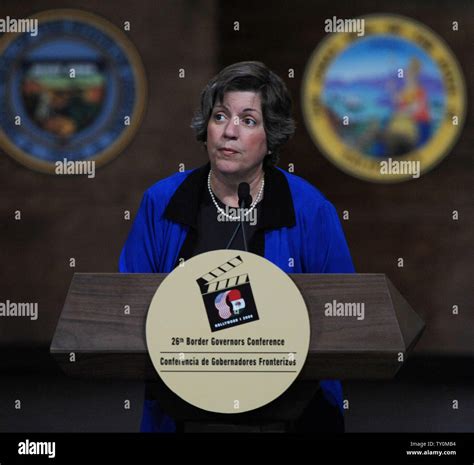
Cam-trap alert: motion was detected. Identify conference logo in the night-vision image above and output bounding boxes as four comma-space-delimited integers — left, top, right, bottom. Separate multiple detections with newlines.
196, 256, 259, 332
0, 9, 146, 174
302, 14, 466, 182
214, 289, 246, 319
146, 249, 310, 414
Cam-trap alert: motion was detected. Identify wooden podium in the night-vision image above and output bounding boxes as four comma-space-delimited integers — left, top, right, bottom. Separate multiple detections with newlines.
50, 273, 425, 431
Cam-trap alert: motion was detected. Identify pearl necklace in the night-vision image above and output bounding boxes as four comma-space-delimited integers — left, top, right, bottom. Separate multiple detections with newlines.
208, 170, 264, 221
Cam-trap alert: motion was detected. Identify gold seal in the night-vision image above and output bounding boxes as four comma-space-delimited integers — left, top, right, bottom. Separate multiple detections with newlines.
302, 14, 466, 182
146, 250, 310, 414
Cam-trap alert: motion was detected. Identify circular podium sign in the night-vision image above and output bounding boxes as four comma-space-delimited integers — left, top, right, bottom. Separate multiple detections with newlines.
146, 250, 310, 414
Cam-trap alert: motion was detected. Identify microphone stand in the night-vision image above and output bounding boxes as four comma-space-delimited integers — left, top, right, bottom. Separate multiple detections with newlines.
240, 196, 248, 252
225, 184, 251, 251
225, 223, 241, 249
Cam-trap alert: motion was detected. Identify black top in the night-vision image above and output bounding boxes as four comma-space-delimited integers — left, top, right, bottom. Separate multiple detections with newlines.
190, 186, 262, 256
165, 163, 296, 266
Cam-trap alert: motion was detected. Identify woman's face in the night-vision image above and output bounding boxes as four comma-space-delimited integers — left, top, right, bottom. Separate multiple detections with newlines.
206, 91, 267, 178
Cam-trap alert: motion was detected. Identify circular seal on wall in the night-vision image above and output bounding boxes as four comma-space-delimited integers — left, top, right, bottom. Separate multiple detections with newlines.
302, 14, 466, 182
0, 9, 146, 174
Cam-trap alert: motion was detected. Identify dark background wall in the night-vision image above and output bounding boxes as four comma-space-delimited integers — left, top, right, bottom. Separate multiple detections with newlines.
0, 0, 472, 434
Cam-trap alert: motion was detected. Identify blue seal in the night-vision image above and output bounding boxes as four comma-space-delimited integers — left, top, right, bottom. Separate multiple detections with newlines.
0, 9, 146, 173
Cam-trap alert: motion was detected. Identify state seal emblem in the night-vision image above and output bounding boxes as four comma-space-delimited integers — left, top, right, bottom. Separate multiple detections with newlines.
0, 9, 146, 173
302, 14, 466, 182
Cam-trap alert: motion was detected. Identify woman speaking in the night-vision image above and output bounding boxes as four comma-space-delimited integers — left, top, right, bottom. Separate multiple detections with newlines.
119, 61, 354, 432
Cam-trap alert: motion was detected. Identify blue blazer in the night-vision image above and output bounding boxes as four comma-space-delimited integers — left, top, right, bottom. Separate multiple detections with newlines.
119, 164, 355, 432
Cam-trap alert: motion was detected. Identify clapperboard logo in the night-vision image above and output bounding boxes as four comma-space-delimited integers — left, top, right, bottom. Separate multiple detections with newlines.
196, 256, 259, 332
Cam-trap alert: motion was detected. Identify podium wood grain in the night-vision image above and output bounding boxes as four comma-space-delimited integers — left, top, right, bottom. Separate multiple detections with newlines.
50, 273, 424, 380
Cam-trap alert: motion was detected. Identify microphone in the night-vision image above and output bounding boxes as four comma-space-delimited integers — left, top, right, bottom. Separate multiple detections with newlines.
238, 182, 251, 208
225, 182, 251, 250
237, 182, 250, 251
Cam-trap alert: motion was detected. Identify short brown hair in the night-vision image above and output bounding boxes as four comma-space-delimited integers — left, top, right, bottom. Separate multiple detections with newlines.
191, 61, 295, 167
